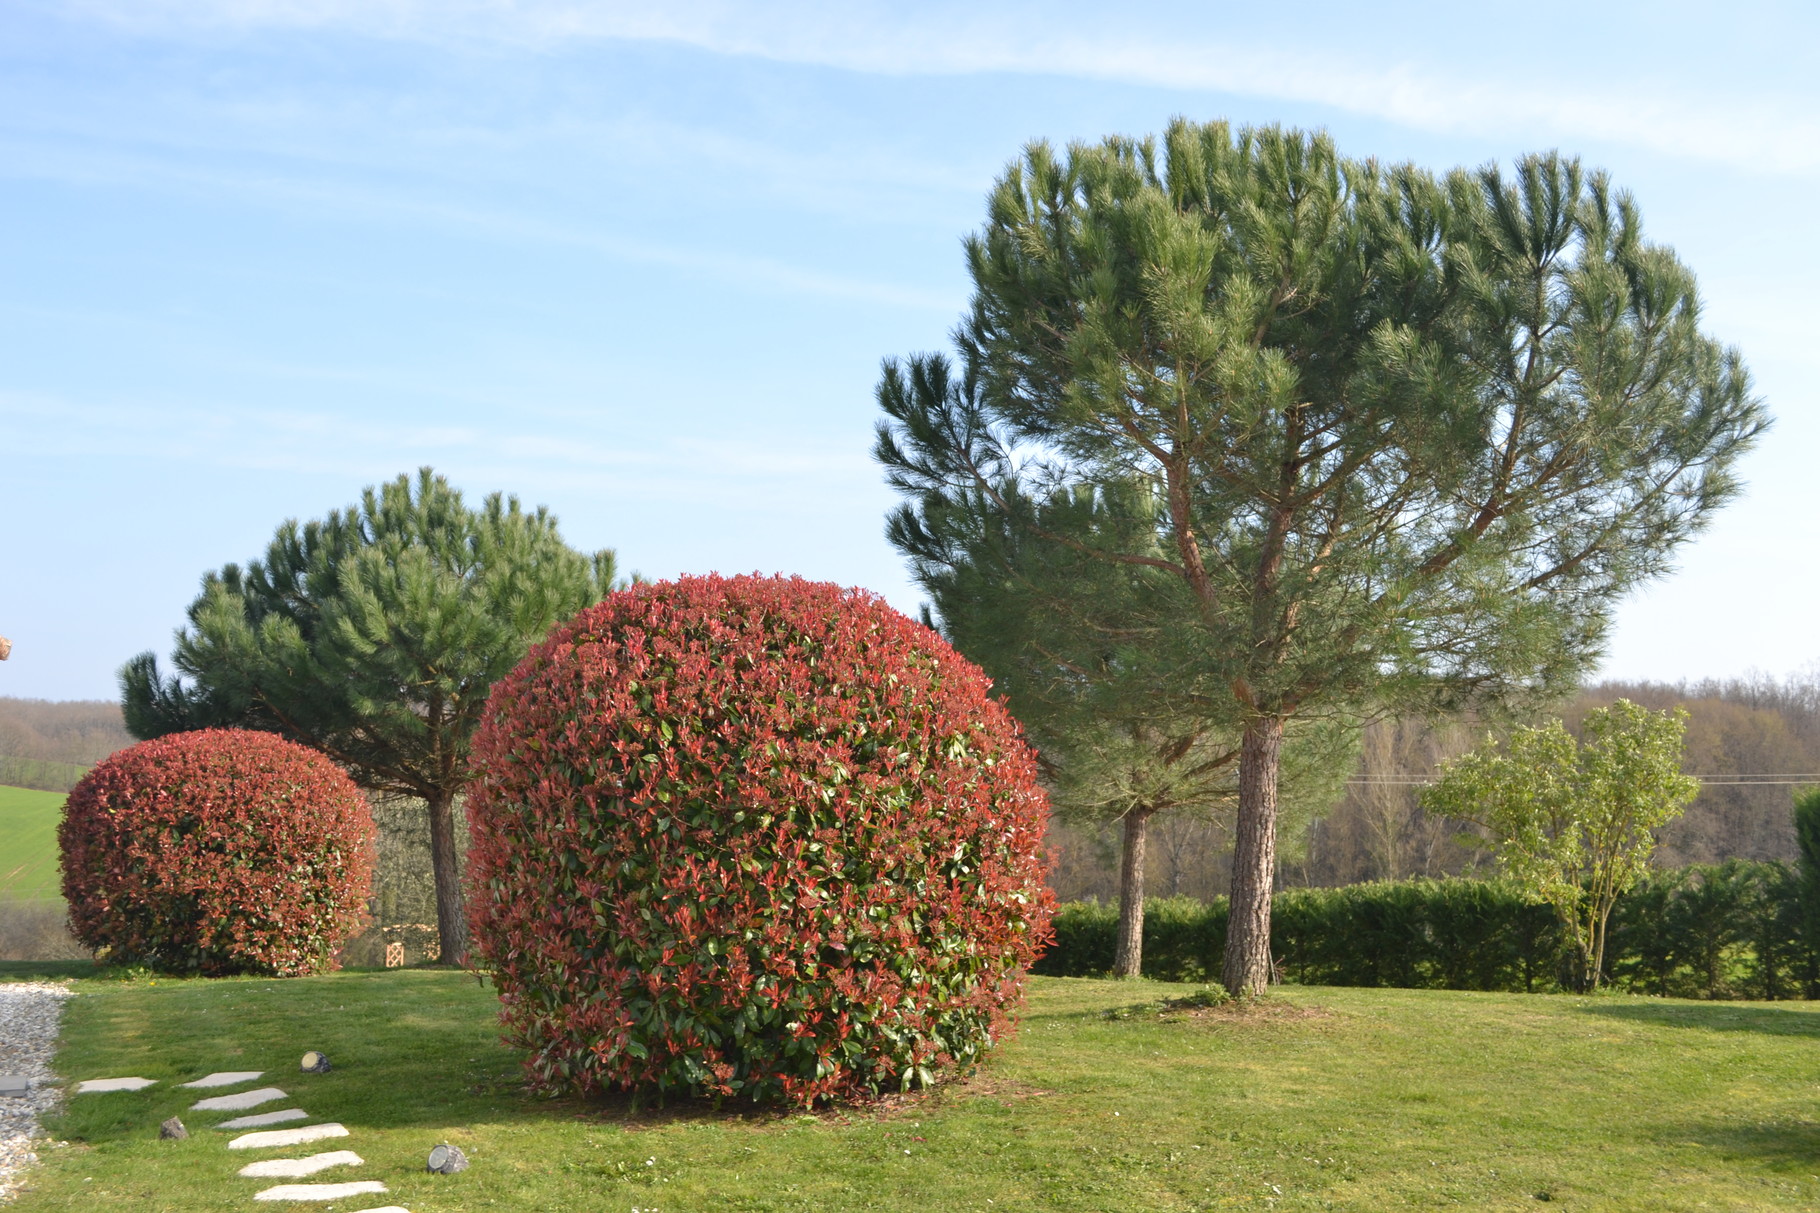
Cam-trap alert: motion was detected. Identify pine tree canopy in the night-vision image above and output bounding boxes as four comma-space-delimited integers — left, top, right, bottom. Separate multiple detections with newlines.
120, 466, 618, 961
876, 120, 1767, 995
887, 385, 1349, 833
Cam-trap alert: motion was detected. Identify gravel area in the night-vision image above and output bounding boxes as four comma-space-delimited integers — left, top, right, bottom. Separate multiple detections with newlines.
0, 983, 72, 1204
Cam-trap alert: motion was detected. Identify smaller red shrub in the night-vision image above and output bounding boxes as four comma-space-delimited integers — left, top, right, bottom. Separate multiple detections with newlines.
60, 729, 376, 976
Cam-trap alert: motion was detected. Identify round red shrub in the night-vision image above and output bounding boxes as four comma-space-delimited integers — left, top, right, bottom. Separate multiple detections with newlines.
466, 573, 1054, 1106
60, 729, 376, 977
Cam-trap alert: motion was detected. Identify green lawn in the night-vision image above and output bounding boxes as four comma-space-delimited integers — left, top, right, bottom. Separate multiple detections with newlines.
5, 966, 1819, 1211
0, 785, 65, 902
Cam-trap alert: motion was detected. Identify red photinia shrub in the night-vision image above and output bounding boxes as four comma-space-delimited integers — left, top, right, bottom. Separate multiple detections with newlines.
60, 729, 376, 977
466, 573, 1054, 1106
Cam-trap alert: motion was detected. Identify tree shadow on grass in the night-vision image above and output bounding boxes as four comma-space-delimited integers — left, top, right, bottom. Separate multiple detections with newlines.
0, 959, 96, 981
44, 968, 965, 1142
552, 1081, 953, 1131
1574, 999, 1820, 1039
1047, 990, 1331, 1029
1654, 1117, 1820, 1171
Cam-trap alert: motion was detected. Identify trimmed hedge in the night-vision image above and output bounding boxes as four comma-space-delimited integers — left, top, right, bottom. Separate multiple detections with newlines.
467, 574, 1054, 1106
1037, 863, 1814, 999
59, 729, 376, 976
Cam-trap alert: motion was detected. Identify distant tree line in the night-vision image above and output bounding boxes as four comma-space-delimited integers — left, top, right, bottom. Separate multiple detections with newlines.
1044, 668, 1820, 904
1584, 675, 1820, 867
0, 698, 133, 791
5, 665, 1815, 908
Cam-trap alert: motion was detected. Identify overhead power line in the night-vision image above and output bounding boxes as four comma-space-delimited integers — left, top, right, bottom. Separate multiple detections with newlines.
1347, 774, 1820, 787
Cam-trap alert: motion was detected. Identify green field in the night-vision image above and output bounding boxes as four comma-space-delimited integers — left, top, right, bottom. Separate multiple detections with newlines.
0, 785, 65, 902
5, 966, 1818, 1211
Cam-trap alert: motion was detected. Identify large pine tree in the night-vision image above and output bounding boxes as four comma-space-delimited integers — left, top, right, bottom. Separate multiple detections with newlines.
876, 121, 1766, 996
122, 467, 616, 963
879, 357, 1349, 977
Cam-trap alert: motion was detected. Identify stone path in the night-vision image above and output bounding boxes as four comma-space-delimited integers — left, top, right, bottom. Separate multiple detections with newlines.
217, 1108, 307, 1130
227, 1122, 348, 1150
73, 1075, 156, 1093
192, 1086, 288, 1112
236, 1149, 364, 1178
0, 982, 72, 1203
63, 1059, 405, 1212
179, 1071, 264, 1089
252, 1178, 389, 1202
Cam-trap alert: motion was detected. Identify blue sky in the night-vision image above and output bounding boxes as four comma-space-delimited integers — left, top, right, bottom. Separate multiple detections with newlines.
3, 0, 1816, 701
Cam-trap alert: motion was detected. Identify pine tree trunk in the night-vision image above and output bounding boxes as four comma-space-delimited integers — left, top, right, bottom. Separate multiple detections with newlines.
1112, 806, 1155, 979
1222, 716, 1283, 998
426, 788, 467, 965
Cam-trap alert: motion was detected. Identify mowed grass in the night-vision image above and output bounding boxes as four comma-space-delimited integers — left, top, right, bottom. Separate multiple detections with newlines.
5, 968, 1820, 1212
0, 785, 65, 902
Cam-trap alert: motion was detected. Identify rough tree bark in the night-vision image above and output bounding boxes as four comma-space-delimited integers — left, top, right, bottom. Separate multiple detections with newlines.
1222, 717, 1284, 997
425, 789, 467, 964
1112, 805, 1156, 979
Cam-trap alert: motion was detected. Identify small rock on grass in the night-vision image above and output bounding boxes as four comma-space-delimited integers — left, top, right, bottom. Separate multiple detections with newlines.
426, 1143, 468, 1174
159, 1117, 187, 1140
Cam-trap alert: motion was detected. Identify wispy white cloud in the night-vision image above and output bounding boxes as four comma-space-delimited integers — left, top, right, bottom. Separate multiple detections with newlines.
0, 131, 957, 311
60, 0, 1820, 177
0, 387, 878, 507
1, 66, 985, 229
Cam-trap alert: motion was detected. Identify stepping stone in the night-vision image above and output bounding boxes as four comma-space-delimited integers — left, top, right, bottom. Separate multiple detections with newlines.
252, 1180, 386, 1202
237, 1149, 363, 1178
192, 1086, 286, 1112
217, 1108, 309, 1130
179, 1070, 263, 1089
75, 1076, 157, 1093
229, 1123, 349, 1150
0, 1076, 29, 1097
